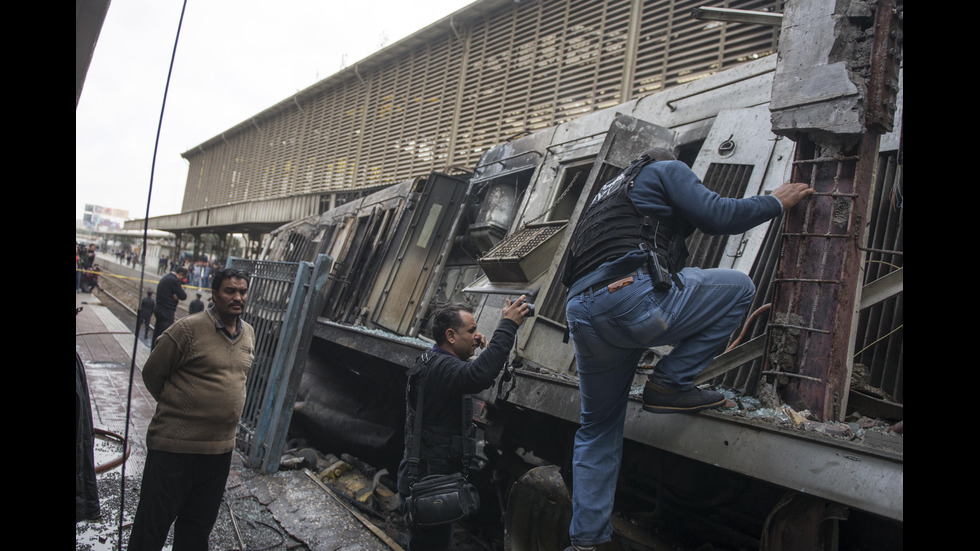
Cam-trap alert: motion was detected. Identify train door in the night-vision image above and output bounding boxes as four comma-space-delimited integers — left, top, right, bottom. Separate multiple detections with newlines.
366, 171, 471, 336
687, 105, 796, 274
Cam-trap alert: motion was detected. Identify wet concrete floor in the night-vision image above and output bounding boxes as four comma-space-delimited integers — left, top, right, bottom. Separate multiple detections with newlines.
75, 266, 403, 551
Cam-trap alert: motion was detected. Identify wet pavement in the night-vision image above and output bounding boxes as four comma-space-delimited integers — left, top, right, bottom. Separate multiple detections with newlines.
75, 269, 404, 551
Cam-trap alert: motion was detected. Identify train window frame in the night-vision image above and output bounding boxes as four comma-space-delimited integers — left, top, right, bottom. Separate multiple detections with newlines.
546, 160, 595, 222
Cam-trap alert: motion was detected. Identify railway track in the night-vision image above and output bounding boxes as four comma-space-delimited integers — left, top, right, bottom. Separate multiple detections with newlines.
87, 258, 204, 326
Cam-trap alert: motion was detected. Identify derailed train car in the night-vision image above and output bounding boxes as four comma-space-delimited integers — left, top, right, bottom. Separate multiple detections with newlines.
263, 45, 903, 550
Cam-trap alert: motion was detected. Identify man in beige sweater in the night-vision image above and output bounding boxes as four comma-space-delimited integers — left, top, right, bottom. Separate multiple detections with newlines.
128, 267, 255, 551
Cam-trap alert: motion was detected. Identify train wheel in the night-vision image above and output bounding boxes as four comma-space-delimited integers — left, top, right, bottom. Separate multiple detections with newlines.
504, 465, 572, 551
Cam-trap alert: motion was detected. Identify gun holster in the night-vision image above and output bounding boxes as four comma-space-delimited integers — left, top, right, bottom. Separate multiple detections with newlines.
646, 250, 673, 292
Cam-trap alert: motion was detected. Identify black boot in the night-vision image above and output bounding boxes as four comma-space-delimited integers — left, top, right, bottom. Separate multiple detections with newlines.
642, 381, 726, 413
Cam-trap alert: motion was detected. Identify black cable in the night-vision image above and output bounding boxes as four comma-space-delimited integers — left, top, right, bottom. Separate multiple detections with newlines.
118, 1, 190, 549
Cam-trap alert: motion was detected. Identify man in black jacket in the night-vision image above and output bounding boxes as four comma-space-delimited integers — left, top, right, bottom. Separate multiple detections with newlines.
135, 291, 155, 340
398, 297, 530, 550
151, 266, 188, 348
188, 293, 205, 315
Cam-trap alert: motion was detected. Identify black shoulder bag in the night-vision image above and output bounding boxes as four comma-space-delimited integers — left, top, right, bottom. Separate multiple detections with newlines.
403, 353, 481, 528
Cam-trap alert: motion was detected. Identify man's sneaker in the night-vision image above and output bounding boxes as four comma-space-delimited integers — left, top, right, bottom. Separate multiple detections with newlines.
642, 382, 727, 414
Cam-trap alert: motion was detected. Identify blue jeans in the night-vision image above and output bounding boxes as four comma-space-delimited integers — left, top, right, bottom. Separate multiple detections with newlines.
564, 265, 754, 546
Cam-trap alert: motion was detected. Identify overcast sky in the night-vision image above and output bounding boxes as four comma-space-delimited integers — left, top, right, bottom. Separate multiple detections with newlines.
76, 0, 475, 222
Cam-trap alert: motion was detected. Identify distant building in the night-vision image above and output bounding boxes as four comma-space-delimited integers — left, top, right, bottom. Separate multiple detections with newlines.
130, 0, 784, 243
83, 204, 130, 231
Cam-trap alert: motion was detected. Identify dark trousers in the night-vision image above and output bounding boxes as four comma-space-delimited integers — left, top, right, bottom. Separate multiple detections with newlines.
409, 522, 454, 551
135, 316, 152, 340
150, 315, 173, 349
128, 450, 232, 551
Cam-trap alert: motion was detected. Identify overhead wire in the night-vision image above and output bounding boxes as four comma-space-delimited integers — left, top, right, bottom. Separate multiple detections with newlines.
117, 1, 189, 550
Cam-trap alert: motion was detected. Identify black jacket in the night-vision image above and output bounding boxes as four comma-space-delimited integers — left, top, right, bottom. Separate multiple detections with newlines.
138, 296, 156, 321
397, 318, 519, 496
154, 272, 187, 319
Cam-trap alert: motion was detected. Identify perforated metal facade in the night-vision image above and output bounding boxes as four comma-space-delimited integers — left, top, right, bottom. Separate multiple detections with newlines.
181, 0, 780, 212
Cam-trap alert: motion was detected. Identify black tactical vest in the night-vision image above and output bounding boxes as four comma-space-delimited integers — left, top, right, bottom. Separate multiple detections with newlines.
562, 156, 688, 289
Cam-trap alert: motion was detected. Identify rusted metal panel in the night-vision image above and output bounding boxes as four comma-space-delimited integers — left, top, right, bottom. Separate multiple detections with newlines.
762, 0, 903, 422
866, 0, 903, 133
764, 134, 877, 422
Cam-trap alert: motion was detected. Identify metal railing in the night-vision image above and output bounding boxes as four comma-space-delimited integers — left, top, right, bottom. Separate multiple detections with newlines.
230, 254, 333, 473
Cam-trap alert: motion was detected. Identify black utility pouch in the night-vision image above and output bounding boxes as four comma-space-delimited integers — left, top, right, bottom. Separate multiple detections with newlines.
404, 472, 480, 528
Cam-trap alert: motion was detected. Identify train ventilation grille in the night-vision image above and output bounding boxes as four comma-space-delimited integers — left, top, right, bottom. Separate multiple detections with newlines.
477, 221, 566, 283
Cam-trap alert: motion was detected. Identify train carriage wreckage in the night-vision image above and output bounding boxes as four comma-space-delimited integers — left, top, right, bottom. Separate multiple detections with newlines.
231, 2, 902, 549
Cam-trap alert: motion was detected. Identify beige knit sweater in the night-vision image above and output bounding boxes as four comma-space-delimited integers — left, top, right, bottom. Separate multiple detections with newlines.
142, 310, 255, 454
